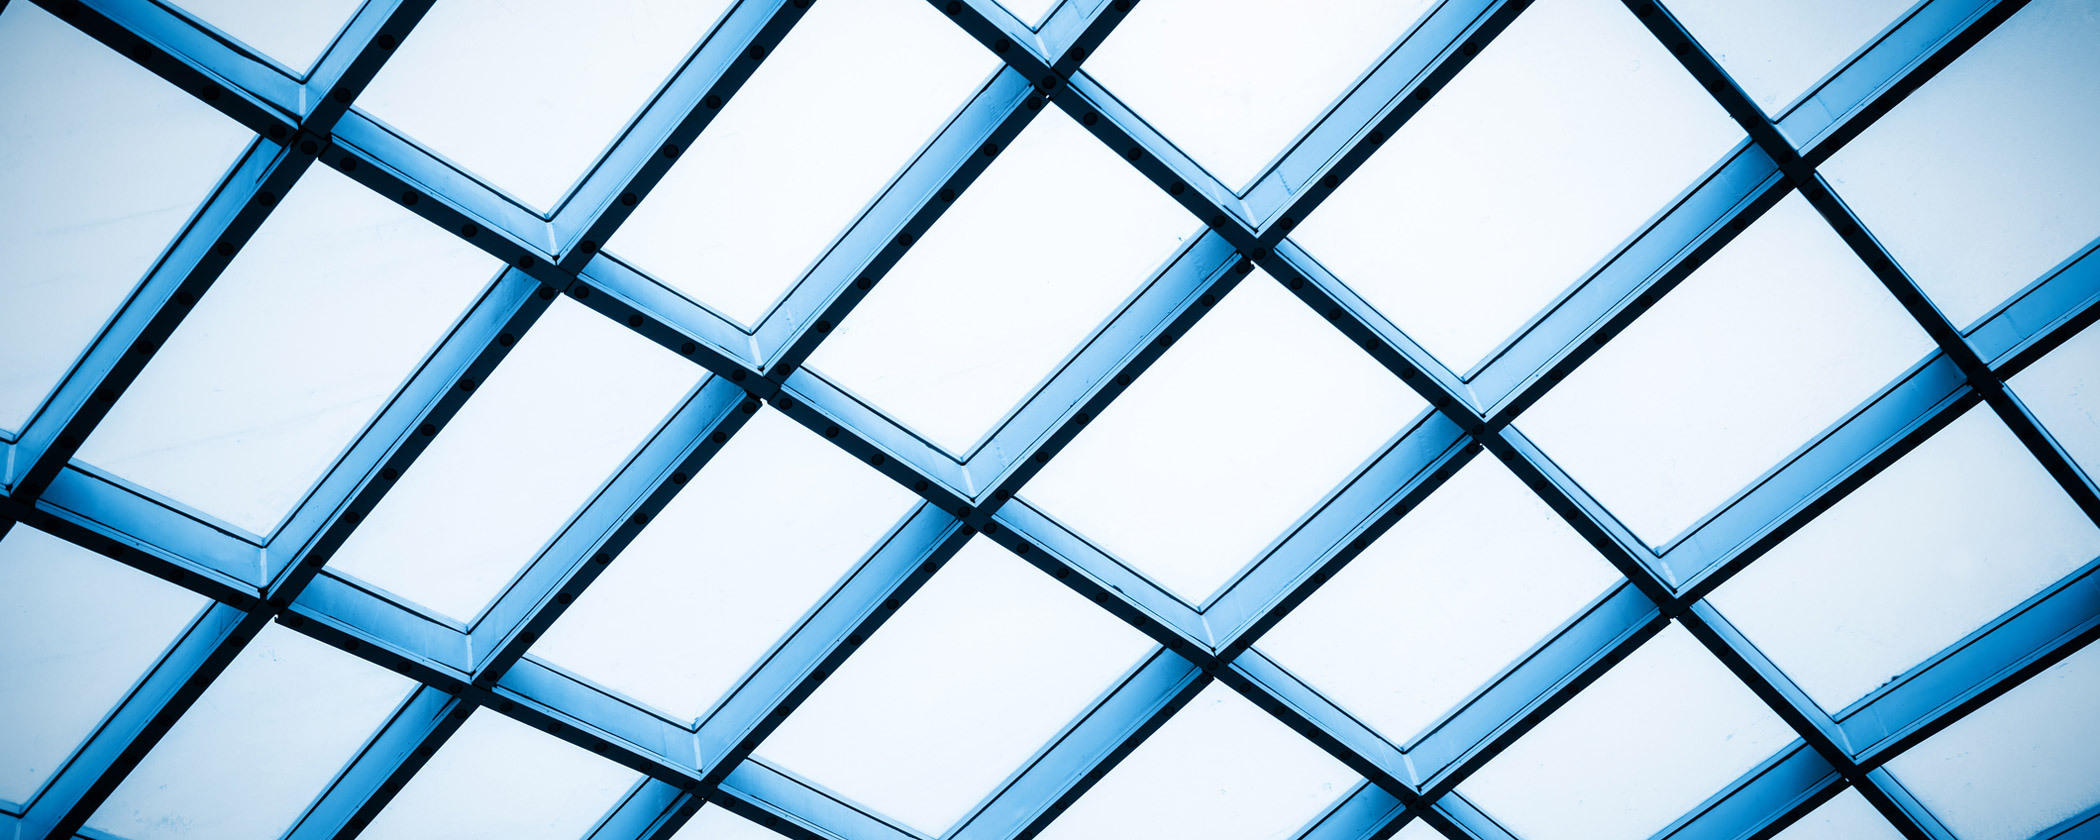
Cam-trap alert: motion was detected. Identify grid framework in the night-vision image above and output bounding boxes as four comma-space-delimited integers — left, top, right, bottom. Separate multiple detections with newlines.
1, 0, 2099, 839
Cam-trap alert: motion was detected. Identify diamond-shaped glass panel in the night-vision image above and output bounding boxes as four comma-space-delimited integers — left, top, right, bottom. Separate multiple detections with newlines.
757, 538, 1152, 834
1085, 0, 1439, 188
2011, 318, 2100, 481
1517, 193, 1935, 545
607, 0, 996, 326
171, 0, 365, 73
531, 408, 919, 721
1661, 0, 1914, 115
1034, 683, 1360, 840
1259, 458, 1621, 745
0, 525, 207, 807
86, 624, 416, 840
0, 2, 252, 437
1458, 624, 1795, 840
1884, 641, 2100, 840
1294, 0, 1742, 372
1771, 789, 1907, 840
1821, 0, 2100, 328
327, 298, 704, 621
1023, 274, 1425, 603
360, 0, 737, 210
1709, 407, 2100, 712
361, 710, 642, 840
78, 166, 499, 535
805, 113, 1195, 453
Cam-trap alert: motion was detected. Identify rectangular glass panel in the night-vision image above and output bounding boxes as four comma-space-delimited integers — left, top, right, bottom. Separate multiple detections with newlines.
359, 0, 737, 210
1821, 0, 2100, 328
0, 2, 252, 437
1708, 407, 2100, 712
804, 113, 1195, 454
1293, 0, 1743, 372
1517, 193, 1936, 545
1034, 682, 1360, 840
1458, 624, 1795, 840
78, 166, 499, 535
756, 538, 1153, 835
2010, 318, 2100, 482
531, 408, 920, 722
0, 525, 207, 807
1661, 0, 1914, 115
362, 709, 642, 840
1084, 0, 1438, 188
1885, 642, 2100, 840
327, 297, 704, 621
607, 0, 997, 326
1772, 789, 1906, 840
1022, 274, 1425, 603
86, 624, 417, 840
172, 0, 366, 72
1258, 459, 1622, 745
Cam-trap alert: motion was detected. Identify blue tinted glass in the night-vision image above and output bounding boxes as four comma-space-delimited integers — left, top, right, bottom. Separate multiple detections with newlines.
1771, 789, 1906, 840
361, 710, 641, 840
1662, 0, 1914, 115
171, 0, 366, 73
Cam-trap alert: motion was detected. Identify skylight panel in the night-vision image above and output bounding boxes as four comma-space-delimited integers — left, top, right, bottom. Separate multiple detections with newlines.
1661, 0, 1914, 115
360, 710, 642, 840
170, 0, 366, 73
2010, 319, 2100, 482
1770, 789, 1907, 840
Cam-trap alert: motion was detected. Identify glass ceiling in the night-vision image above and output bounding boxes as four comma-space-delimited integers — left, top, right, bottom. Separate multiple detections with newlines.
2, 2, 2098, 840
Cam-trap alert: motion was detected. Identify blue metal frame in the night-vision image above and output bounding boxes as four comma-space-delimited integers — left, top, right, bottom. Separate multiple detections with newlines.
4, 0, 2099, 838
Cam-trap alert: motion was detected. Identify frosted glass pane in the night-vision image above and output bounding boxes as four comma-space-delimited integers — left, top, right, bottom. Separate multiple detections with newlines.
1771, 789, 1906, 840
1709, 408, 2100, 711
533, 409, 919, 721
1821, 0, 2100, 328
88, 625, 415, 840
1259, 459, 1621, 744
608, 0, 996, 326
362, 710, 641, 840
1035, 683, 1359, 840
173, 0, 366, 72
0, 2, 251, 437
1459, 624, 1795, 840
2011, 319, 2100, 482
1023, 275, 1425, 603
328, 298, 704, 621
1084, 0, 1438, 188
668, 804, 780, 840
758, 539, 1152, 834
1885, 642, 2100, 840
997, 0, 1057, 27
0, 526, 207, 807
1518, 194, 1935, 545
1294, 0, 1742, 372
79, 167, 498, 535
1662, 0, 1914, 115
360, 0, 736, 210
805, 114, 1195, 453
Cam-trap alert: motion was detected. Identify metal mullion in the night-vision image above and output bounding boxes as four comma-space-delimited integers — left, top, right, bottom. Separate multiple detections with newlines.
1785, 0, 2027, 164
1220, 650, 1418, 797
0, 494, 254, 609
946, 649, 1208, 840
769, 368, 975, 513
280, 685, 472, 840
30, 0, 301, 137
1489, 427, 1674, 602
320, 111, 560, 270
33, 465, 265, 587
984, 499, 1213, 656
13, 602, 266, 840
1855, 768, 1960, 840
1645, 742, 1845, 840
715, 759, 928, 840
1422, 791, 1521, 840
929, 0, 1054, 87
1967, 239, 2100, 372
583, 779, 701, 840
296, 0, 436, 134
6, 136, 312, 503
1053, 71, 1255, 246
1287, 782, 1410, 840
573, 252, 767, 377
1260, 241, 1478, 427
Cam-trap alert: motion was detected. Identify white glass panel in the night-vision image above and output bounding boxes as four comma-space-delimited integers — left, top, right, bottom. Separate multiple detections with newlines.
328, 298, 704, 621
87, 625, 415, 840
1518, 194, 1935, 545
1885, 642, 2100, 840
1821, 0, 2100, 328
668, 804, 780, 840
0, 2, 251, 437
1394, 822, 1456, 840
532, 408, 919, 721
1259, 459, 1621, 744
1771, 789, 1906, 840
1459, 624, 1795, 840
1662, 0, 1914, 115
997, 0, 1057, 27
805, 114, 1194, 453
360, 0, 736, 210
1023, 275, 1425, 603
1709, 407, 2100, 711
173, 0, 366, 72
1084, 0, 1438, 188
1035, 683, 1360, 840
79, 166, 498, 535
2011, 319, 2100, 482
758, 538, 1152, 835
0, 526, 207, 806
608, 0, 996, 326
362, 710, 641, 840
1294, 0, 1742, 372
